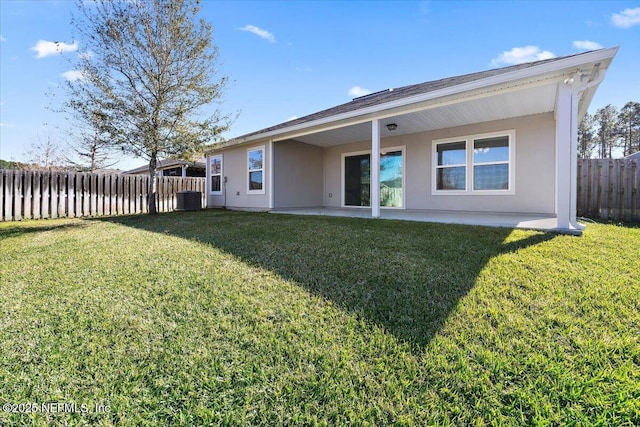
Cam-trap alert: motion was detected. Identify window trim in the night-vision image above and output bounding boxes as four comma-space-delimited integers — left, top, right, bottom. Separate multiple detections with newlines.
341, 145, 406, 209
247, 145, 265, 195
432, 130, 516, 195
209, 154, 223, 196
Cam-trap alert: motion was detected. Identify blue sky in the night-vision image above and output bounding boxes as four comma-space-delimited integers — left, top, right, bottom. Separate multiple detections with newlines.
1, 1, 639, 170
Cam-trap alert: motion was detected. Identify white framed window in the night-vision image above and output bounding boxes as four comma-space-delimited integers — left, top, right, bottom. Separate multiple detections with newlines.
210, 155, 223, 195
247, 146, 265, 194
432, 130, 515, 195
435, 140, 467, 191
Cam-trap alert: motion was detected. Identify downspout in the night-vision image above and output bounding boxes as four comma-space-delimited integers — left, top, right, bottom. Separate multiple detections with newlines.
568, 67, 605, 230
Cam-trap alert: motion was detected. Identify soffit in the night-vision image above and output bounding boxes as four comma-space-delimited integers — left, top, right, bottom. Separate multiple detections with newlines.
290, 82, 558, 147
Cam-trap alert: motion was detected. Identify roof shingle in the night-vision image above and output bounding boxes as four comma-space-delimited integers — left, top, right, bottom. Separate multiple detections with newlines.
237, 51, 594, 141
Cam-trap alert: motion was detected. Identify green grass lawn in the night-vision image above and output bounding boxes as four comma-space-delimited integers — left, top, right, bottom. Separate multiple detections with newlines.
1, 210, 638, 426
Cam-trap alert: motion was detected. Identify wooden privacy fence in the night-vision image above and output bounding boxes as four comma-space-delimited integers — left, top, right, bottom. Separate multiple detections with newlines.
0, 170, 206, 221
577, 159, 640, 222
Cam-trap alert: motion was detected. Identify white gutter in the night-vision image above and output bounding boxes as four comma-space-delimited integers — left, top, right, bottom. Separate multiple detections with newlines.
569, 67, 606, 231
215, 47, 618, 150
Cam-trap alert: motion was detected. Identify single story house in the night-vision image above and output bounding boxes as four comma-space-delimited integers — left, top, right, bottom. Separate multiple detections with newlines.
124, 158, 206, 177
205, 47, 618, 235
624, 152, 640, 161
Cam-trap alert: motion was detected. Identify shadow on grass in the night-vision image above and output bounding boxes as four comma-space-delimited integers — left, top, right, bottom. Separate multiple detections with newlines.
97, 210, 557, 349
0, 221, 90, 241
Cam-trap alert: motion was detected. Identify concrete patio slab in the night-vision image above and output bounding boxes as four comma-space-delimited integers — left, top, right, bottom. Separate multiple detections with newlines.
269, 207, 577, 234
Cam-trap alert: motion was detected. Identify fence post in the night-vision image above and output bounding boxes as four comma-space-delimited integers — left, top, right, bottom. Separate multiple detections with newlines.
162, 176, 166, 212
0, 169, 5, 221
578, 160, 587, 218
609, 160, 621, 220
4, 170, 14, 221
60, 173, 68, 218
141, 176, 148, 214
0, 170, 4, 221
89, 174, 97, 216
50, 172, 59, 219
122, 174, 129, 215
41, 172, 50, 219
133, 176, 140, 214
22, 171, 32, 220
97, 174, 104, 216
623, 160, 632, 221
31, 171, 40, 220
12, 170, 22, 221
631, 161, 640, 220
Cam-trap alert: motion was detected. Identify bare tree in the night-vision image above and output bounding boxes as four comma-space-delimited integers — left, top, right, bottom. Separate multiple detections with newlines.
24, 135, 68, 171
64, 0, 230, 214
64, 111, 119, 172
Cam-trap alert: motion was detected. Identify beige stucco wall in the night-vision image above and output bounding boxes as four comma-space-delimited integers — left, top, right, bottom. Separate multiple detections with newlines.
323, 113, 556, 214
207, 142, 271, 210
273, 140, 323, 208
209, 112, 556, 215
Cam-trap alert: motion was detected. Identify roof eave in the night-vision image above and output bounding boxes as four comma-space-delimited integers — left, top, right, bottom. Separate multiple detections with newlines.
212, 47, 618, 153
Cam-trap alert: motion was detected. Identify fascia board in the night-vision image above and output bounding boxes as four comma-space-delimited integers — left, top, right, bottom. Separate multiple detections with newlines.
217, 47, 618, 150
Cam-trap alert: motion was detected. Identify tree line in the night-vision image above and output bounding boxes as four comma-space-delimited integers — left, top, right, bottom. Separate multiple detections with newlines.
578, 101, 640, 159
0, 134, 119, 173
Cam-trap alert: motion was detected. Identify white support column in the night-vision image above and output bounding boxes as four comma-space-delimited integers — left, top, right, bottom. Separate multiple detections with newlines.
181, 165, 187, 177
371, 119, 380, 218
569, 89, 583, 230
555, 81, 572, 230
569, 70, 604, 232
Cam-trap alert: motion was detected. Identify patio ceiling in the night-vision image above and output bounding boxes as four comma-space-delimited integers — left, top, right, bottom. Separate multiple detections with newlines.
284, 81, 559, 147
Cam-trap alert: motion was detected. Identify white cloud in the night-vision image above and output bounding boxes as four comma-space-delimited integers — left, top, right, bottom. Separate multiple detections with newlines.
491, 46, 555, 67
31, 40, 78, 58
611, 7, 640, 28
348, 86, 372, 98
239, 25, 276, 43
62, 70, 86, 81
572, 40, 603, 51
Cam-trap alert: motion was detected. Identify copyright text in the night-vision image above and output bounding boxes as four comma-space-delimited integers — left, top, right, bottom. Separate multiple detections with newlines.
2, 402, 110, 414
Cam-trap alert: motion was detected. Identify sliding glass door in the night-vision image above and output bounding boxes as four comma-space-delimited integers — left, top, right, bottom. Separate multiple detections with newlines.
344, 154, 370, 207
343, 149, 403, 208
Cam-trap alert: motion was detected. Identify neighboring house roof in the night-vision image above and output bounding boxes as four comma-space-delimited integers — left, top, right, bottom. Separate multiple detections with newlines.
123, 158, 206, 175
624, 152, 640, 160
211, 47, 617, 151
92, 168, 123, 174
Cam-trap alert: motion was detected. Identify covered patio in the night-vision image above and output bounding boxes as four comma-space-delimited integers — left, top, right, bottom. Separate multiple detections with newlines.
207, 48, 618, 236
269, 207, 570, 234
